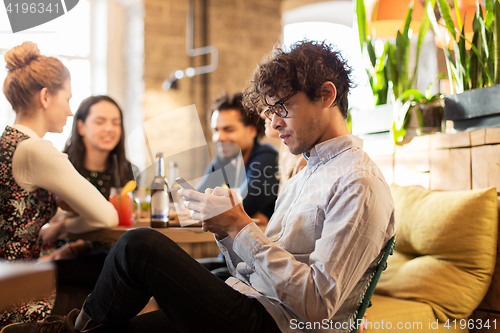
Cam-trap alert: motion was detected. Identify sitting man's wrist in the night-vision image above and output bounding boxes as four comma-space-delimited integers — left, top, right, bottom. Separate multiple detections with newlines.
226, 216, 253, 240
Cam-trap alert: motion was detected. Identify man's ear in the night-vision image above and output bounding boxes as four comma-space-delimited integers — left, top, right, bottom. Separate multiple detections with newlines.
249, 125, 257, 139
322, 81, 337, 108
38, 87, 50, 109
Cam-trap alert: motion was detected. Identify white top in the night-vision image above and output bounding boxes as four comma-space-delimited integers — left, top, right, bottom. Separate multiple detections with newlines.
218, 135, 396, 333
11, 124, 118, 233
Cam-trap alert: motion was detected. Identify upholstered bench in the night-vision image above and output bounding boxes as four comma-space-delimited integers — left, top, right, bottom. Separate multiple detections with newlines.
365, 185, 498, 333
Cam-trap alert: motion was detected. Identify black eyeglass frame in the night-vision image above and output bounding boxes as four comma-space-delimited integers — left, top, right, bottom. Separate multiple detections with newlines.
262, 92, 296, 121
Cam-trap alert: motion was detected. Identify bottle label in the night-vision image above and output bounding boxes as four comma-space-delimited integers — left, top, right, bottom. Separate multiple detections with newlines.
151, 191, 169, 221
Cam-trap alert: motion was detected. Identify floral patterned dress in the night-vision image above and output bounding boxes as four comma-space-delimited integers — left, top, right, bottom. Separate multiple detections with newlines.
0, 126, 58, 327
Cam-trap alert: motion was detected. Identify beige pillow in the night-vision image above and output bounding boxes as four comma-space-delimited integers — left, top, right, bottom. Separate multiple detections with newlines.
376, 184, 498, 321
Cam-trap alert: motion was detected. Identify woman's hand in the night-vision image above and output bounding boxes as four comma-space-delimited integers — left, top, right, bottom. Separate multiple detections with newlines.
38, 240, 86, 261
39, 220, 66, 250
38, 245, 73, 261
179, 187, 252, 240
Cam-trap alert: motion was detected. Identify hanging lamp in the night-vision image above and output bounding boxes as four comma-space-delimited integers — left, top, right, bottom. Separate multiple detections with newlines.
367, 0, 425, 39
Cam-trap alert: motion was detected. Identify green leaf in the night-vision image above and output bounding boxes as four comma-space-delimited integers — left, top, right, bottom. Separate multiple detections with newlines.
392, 121, 407, 144
470, 15, 480, 89
414, 0, 436, 87
494, 0, 500, 83
425, 73, 446, 99
437, 0, 457, 41
453, 0, 462, 30
399, 89, 426, 102
486, 0, 494, 26
392, 101, 412, 144
468, 33, 494, 85
366, 38, 377, 67
476, 3, 489, 60
403, 1, 413, 39
458, 24, 469, 89
428, 2, 460, 93
355, 0, 368, 50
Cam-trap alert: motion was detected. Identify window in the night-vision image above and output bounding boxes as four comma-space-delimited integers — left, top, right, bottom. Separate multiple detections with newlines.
282, 1, 375, 113
283, 21, 374, 114
0, 0, 100, 151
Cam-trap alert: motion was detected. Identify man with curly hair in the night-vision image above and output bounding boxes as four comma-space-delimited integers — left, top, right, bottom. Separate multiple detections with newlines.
5, 40, 395, 333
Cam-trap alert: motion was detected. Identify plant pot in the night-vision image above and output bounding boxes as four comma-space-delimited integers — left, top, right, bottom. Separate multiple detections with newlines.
413, 98, 445, 135
444, 84, 500, 131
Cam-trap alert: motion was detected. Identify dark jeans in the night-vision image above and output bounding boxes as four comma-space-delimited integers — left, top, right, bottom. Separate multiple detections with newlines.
84, 228, 282, 333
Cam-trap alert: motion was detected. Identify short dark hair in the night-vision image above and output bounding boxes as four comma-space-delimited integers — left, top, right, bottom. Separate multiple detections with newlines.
243, 40, 354, 119
210, 92, 265, 139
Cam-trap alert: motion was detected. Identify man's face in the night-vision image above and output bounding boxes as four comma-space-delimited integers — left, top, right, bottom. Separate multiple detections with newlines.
267, 91, 326, 156
211, 109, 257, 158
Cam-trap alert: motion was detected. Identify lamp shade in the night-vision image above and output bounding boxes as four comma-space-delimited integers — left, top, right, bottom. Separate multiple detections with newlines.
367, 0, 425, 39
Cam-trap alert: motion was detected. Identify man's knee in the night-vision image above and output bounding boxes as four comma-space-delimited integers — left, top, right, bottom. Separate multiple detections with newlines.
116, 228, 168, 254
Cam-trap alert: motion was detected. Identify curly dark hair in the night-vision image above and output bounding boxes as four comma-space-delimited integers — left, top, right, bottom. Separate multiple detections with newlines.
209, 91, 266, 139
243, 40, 354, 119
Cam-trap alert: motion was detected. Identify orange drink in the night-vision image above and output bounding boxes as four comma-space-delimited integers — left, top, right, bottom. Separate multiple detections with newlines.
109, 187, 134, 226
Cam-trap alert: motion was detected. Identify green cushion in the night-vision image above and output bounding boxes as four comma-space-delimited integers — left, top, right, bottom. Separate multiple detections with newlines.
376, 184, 498, 321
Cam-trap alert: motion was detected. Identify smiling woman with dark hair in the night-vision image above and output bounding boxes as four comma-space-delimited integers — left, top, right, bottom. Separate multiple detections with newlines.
38, 95, 136, 256
64, 95, 135, 199
38, 95, 138, 318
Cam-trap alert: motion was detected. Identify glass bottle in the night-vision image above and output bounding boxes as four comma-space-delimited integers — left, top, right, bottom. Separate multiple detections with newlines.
150, 152, 169, 227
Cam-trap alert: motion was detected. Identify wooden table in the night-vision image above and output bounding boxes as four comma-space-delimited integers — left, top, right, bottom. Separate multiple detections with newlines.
0, 261, 55, 312
65, 219, 265, 259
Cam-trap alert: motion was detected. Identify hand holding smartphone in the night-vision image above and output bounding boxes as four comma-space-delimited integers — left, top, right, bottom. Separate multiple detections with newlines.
175, 177, 198, 191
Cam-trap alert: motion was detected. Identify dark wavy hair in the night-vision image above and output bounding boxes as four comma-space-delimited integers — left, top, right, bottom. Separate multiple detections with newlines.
64, 95, 131, 186
243, 40, 354, 119
209, 91, 266, 139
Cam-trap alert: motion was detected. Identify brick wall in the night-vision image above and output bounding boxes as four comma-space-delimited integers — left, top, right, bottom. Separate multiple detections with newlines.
142, 0, 282, 181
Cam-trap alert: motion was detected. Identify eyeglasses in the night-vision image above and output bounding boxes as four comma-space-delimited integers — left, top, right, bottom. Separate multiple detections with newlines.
262, 92, 296, 121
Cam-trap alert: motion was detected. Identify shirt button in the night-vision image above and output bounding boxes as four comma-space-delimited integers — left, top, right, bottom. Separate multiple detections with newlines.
321, 157, 326, 162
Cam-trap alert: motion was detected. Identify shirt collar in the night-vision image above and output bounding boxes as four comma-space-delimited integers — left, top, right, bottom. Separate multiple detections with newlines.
305, 134, 363, 167
12, 124, 40, 139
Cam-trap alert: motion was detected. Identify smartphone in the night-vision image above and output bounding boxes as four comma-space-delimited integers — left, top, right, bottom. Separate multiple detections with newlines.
175, 177, 198, 191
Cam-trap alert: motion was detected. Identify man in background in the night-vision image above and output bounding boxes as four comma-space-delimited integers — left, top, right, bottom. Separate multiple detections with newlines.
196, 92, 279, 224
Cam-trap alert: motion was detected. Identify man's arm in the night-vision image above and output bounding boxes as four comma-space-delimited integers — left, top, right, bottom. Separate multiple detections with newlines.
236, 176, 393, 321
180, 177, 394, 321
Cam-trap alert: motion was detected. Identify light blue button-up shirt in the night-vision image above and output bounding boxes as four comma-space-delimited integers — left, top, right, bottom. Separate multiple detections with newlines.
217, 134, 396, 333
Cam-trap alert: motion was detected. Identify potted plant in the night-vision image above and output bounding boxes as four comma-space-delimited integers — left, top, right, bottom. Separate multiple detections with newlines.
353, 0, 435, 136
392, 85, 445, 144
428, 0, 500, 131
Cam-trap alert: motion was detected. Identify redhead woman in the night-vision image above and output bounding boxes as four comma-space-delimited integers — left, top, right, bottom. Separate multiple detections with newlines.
0, 42, 118, 326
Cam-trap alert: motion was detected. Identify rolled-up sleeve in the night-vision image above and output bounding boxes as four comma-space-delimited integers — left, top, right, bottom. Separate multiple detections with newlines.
231, 175, 393, 322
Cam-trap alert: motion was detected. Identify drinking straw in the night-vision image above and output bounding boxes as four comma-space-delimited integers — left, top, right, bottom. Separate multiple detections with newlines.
113, 154, 121, 188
